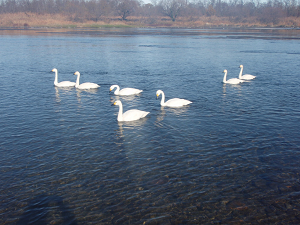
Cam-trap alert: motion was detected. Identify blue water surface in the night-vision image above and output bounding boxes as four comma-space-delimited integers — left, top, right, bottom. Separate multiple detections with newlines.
0, 28, 300, 224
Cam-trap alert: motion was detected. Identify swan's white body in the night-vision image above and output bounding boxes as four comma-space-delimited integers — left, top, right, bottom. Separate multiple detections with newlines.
52, 68, 75, 87
223, 70, 244, 84
156, 90, 192, 107
113, 100, 149, 122
74, 71, 100, 90
239, 65, 256, 80
110, 85, 143, 96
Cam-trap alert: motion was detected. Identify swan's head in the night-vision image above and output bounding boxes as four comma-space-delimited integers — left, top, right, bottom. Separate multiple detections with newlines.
224, 69, 227, 73
156, 90, 163, 98
74, 71, 80, 76
112, 100, 122, 106
240, 65, 243, 68
110, 85, 118, 92
52, 68, 57, 72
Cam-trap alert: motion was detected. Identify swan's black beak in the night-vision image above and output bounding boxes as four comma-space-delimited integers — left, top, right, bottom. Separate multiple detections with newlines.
156, 95, 159, 100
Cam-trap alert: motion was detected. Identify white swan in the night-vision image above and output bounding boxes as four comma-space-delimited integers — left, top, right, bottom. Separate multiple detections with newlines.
223, 70, 244, 84
110, 85, 143, 96
52, 68, 75, 87
239, 65, 256, 80
112, 100, 150, 122
156, 90, 192, 107
74, 71, 100, 90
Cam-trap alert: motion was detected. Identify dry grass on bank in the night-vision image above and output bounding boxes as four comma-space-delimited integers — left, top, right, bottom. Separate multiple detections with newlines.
1, 12, 300, 28
0, 13, 72, 27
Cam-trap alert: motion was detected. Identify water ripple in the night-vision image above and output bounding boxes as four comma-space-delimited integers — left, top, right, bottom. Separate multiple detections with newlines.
0, 29, 300, 224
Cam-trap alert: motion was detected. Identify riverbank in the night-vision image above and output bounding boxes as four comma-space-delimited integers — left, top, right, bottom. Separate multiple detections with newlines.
1, 12, 300, 28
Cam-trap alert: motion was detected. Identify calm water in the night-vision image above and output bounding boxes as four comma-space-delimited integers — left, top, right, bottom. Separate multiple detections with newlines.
0, 28, 300, 224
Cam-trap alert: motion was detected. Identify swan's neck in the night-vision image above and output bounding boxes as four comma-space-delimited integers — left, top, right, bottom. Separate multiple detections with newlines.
75, 74, 80, 88
54, 71, 58, 85
239, 67, 243, 79
160, 92, 165, 106
223, 71, 227, 83
114, 86, 120, 95
117, 103, 123, 121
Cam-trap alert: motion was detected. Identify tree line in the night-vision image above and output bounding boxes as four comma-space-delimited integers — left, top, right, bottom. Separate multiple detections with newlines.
1, 0, 300, 24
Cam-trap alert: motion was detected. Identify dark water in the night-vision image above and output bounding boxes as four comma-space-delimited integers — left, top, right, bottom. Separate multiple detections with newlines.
0, 28, 300, 224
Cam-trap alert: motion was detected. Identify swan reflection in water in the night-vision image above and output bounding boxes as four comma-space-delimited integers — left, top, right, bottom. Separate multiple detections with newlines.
109, 94, 139, 103
117, 118, 149, 138
156, 107, 166, 123
222, 83, 242, 97
55, 87, 61, 103
155, 106, 191, 133
76, 88, 99, 104
54, 86, 74, 103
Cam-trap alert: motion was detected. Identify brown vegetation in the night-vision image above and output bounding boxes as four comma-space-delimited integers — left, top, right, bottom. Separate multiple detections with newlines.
1, 12, 300, 28
1, 0, 300, 28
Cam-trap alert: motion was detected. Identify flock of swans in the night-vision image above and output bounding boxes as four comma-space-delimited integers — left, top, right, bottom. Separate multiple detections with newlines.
52, 65, 255, 122
223, 65, 256, 84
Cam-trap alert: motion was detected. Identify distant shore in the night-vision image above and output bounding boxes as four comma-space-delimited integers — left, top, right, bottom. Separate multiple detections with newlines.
1, 13, 300, 29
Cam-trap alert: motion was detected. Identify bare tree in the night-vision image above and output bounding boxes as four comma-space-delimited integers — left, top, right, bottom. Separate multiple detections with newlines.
159, 0, 185, 21
86, 0, 102, 21
2, 0, 300, 27
117, 0, 139, 20
206, 4, 215, 16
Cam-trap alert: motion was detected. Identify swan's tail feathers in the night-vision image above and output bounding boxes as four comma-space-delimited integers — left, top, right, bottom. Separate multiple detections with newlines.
183, 100, 192, 106
144, 111, 150, 117
138, 111, 150, 119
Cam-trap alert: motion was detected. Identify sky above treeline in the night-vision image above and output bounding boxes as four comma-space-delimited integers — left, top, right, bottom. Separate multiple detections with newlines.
141, 0, 269, 5
142, 0, 152, 4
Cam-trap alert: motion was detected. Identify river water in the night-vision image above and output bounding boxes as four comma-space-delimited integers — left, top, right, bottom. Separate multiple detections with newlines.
0, 28, 300, 224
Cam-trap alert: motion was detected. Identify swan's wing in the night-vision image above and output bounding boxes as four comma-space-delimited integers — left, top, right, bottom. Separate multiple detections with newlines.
122, 109, 149, 121
241, 74, 256, 80
78, 82, 100, 89
227, 78, 244, 84
56, 81, 76, 87
165, 98, 192, 107
119, 88, 143, 96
